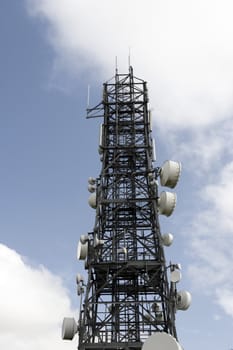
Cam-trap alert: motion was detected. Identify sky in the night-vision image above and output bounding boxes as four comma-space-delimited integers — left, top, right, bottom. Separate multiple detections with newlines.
1, 1, 233, 349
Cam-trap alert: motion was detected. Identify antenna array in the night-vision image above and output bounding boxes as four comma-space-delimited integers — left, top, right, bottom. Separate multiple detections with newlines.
62, 67, 191, 350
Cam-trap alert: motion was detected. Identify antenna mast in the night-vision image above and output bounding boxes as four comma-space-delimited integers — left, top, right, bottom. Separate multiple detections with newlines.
62, 68, 191, 350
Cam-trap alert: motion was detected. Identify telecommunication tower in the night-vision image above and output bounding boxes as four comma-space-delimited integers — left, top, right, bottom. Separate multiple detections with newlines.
62, 67, 191, 350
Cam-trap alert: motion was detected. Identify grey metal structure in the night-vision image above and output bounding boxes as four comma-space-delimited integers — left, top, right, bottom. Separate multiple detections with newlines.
76, 67, 179, 350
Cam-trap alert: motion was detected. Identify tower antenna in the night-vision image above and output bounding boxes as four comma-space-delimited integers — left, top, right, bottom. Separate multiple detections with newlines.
62, 67, 191, 350
115, 56, 118, 74
87, 84, 90, 109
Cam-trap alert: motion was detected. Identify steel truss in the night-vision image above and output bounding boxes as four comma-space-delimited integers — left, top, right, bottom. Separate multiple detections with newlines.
78, 67, 177, 350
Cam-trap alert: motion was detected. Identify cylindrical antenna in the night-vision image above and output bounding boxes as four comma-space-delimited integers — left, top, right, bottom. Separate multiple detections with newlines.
152, 138, 156, 162
115, 56, 118, 74
128, 47, 131, 68
87, 85, 90, 109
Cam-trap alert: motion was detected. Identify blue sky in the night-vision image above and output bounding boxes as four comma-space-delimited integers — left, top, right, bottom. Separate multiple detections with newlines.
1, 1, 233, 349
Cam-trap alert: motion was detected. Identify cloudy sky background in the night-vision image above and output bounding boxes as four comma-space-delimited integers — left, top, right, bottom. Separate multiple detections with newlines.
1, 1, 233, 349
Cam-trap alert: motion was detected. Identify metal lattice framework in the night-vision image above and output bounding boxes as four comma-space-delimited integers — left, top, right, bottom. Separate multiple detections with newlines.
77, 67, 178, 350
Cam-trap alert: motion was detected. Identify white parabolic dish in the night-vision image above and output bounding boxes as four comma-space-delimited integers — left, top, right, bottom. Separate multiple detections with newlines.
170, 270, 182, 283
88, 193, 97, 209
160, 160, 181, 188
77, 241, 88, 260
176, 290, 192, 310
142, 332, 182, 350
61, 317, 78, 340
158, 191, 177, 217
161, 233, 174, 246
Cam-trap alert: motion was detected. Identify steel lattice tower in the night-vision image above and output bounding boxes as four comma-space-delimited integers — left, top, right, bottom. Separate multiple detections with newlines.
62, 67, 191, 350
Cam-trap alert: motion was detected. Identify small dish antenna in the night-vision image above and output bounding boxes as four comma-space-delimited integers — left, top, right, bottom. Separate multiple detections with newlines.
142, 332, 182, 350
176, 290, 192, 311
88, 193, 97, 209
170, 270, 182, 283
88, 184, 96, 193
160, 160, 181, 188
161, 233, 174, 247
88, 177, 96, 185
77, 241, 88, 260
61, 317, 78, 340
158, 191, 177, 217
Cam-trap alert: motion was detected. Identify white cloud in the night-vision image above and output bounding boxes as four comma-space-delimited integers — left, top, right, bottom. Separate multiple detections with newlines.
213, 314, 221, 321
0, 244, 77, 350
187, 162, 233, 316
26, 0, 233, 129
167, 118, 233, 174
216, 289, 233, 318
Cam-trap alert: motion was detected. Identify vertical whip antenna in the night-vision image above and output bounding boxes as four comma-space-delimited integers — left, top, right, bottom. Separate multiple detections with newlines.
115, 56, 118, 75
87, 84, 90, 109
